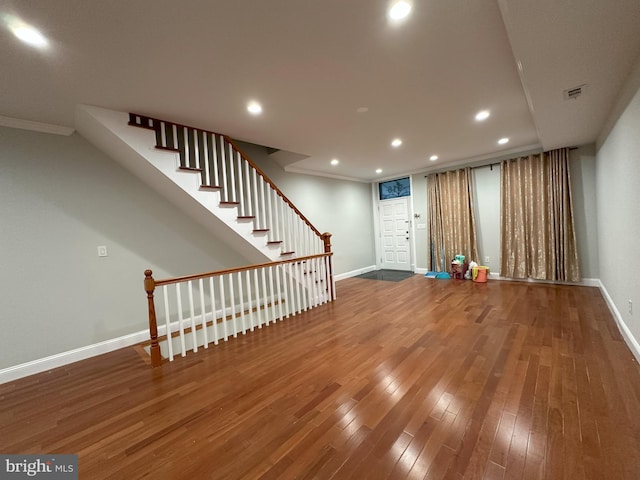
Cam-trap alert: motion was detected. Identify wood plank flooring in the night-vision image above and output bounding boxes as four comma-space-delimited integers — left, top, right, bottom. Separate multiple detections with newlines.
2, 276, 639, 479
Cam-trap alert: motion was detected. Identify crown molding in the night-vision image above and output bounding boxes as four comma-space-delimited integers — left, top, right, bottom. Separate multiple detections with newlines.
0, 115, 75, 136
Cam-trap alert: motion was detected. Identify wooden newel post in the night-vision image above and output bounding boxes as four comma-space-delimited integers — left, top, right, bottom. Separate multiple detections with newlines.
321, 232, 336, 301
144, 270, 162, 367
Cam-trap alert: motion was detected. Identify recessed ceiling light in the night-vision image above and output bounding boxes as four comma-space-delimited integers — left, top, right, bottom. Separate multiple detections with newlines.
330, 158, 339, 166
388, 1, 412, 21
376, 168, 383, 174
498, 137, 509, 145
391, 138, 402, 148
430, 155, 438, 161
6, 17, 48, 49
247, 101, 262, 115
475, 110, 490, 121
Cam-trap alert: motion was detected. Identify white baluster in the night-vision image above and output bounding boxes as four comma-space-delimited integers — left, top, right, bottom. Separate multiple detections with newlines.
243, 158, 252, 218
194, 130, 201, 171
188, 281, 198, 352
220, 137, 228, 202
219, 276, 228, 340
245, 270, 254, 331
176, 283, 186, 357
199, 278, 208, 348
228, 273, 237, 337
160, 122, 167, 148
266, 179, 274, 242
280, 265, 290, 318
237, 271, 246, 334
236, 151, 244, 216
202, 133, 211, 186
172, 124, 178, 150
253, 268, 263, 328
272, 190, 280, 249
275, 264, 283, 321
286, 262, 297, 315
259, 176, 267, 232
267, 265, 276, 322
261, 267, 269, 325
211, 134, 220, 187
209, 276, 219, 345
251, 168, 261, 229
228, 143, 237, 203
162, 285, 173, 361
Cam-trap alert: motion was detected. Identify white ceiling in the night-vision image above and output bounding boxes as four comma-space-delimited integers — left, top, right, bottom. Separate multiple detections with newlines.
2, 0, 640, 182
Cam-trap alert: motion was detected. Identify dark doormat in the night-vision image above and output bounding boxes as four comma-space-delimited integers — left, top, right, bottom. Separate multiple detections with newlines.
355, 269, 415, 282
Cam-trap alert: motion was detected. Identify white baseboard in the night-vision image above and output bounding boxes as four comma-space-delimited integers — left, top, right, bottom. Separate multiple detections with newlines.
0, 329, 150, 385
488, 274, 600, 287
597, 280, 640, 365
335, 265, 377, 281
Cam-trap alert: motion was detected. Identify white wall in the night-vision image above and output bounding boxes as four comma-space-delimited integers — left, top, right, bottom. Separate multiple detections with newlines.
0, 127, 249, 370
596, 70, 640, 354
236, 141, 376, 275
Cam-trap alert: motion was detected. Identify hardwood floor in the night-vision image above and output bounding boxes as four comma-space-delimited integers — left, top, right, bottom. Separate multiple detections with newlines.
2, 276, 639, 479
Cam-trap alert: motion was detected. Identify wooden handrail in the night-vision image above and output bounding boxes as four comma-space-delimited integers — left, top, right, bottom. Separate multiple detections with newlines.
224, 137, 322, 238
129, 112, 323, 238
144, 252, 335, 367
152, 252, 332, 287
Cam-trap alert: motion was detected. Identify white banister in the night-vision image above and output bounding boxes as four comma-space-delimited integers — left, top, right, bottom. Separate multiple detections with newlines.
144, 254, 334, 364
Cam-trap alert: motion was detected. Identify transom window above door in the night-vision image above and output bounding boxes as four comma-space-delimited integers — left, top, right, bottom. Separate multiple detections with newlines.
379, 177, 411, 200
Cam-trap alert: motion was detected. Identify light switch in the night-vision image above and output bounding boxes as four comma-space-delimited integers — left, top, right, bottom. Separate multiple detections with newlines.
98, 245, 108, 257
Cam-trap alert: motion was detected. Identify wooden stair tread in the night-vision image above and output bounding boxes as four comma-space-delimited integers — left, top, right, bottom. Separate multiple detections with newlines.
156, 145, 180, 152
199, 185, 222, 191
280, 251, 295, 255
220, 201, 240, 206
178, 166, 203, 172
267, 241, 283, 245
237, 216, 256, 220
253, 229, 269, 233
128, 121, 155, 130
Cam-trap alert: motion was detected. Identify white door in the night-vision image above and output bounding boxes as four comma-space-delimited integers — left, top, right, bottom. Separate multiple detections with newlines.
379, 197, 411, 271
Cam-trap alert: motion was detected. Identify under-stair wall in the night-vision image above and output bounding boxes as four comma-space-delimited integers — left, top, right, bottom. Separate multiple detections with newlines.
75, 105, 325, 265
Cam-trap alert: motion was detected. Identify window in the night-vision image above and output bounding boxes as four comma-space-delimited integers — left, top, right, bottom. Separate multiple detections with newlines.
379, 177, 410, 200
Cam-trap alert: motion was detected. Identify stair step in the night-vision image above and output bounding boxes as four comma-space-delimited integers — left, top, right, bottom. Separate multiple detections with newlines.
237, 216, 256, 220
128, 120, 155, 130
179, 166, 203, 173
220, 201, 240, 207
267, 241, 283, 245
156, 145, 180, 153
280, 251, 295, 256
253, 229, 269, 233
199, 185, 222, 191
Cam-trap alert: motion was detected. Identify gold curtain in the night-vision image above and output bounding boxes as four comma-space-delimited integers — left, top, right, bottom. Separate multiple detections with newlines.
500, 147, 580, 282
427, 167, 479, 271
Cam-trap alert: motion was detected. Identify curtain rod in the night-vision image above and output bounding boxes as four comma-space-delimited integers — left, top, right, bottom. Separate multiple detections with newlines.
424, 146, 579, 177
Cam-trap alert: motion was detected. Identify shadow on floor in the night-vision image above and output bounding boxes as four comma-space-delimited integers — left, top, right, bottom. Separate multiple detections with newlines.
355, 269, 415, 282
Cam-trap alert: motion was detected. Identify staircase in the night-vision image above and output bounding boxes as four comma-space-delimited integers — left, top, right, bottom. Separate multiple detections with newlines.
75, 105, 334, 366
75, 105, 326, 264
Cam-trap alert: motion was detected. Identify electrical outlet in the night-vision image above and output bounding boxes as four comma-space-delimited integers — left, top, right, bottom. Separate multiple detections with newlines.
484, 256, 490, 264
98, 245, 108, 257
629, 300, 633, 315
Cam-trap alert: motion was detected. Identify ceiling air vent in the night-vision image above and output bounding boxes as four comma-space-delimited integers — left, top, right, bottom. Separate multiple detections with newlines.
563, 84, 588, 100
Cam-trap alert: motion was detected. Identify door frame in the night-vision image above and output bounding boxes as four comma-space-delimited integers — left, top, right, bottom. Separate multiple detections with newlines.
372, 178, 416, 272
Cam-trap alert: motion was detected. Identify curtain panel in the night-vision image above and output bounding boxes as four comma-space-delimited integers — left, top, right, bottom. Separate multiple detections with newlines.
500, 147, 580, 282
427, 167, 479, 271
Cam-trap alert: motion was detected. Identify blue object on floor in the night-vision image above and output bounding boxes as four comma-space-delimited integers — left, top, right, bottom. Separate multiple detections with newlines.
424, 271, 451, 279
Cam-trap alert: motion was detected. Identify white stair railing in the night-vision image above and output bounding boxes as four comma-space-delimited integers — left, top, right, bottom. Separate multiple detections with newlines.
129, 113, 324, 258
144, 254, 335, 366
